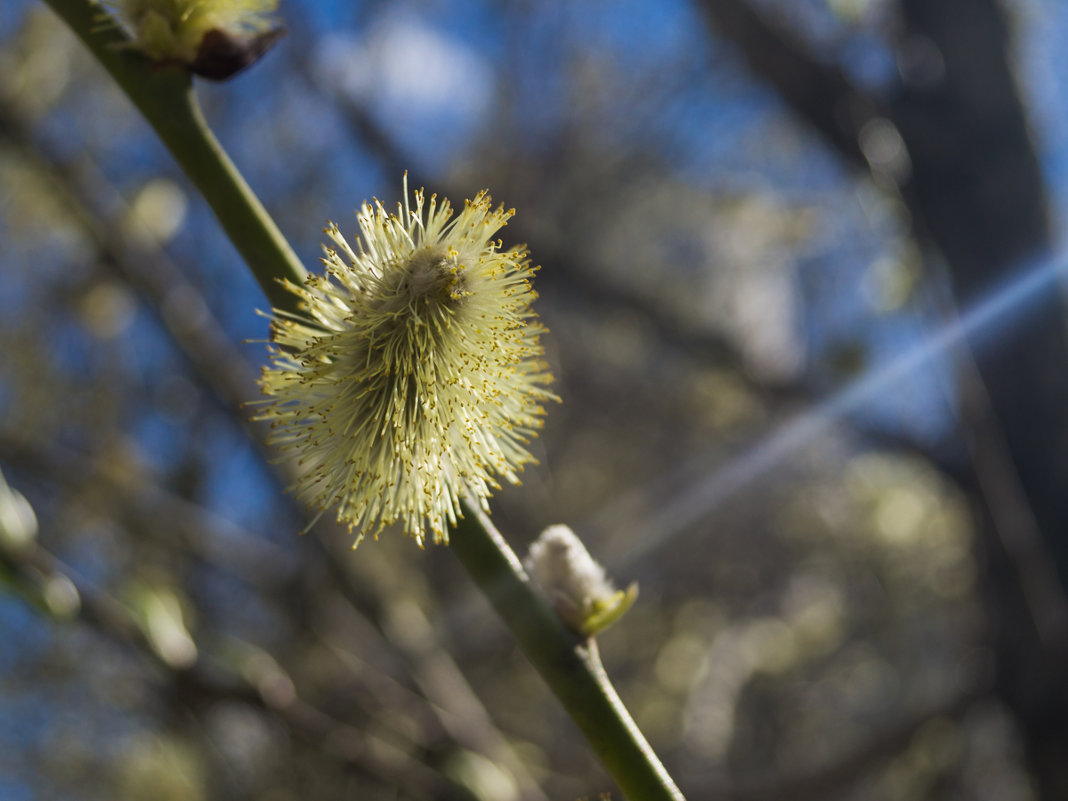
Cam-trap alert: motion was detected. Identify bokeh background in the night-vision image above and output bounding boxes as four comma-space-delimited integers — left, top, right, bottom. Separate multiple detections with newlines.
2, 0, 1068, 799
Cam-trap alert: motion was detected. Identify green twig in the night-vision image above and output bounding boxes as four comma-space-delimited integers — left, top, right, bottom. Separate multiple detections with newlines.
39, 0, 306, 310
40, 2, 687, 798
451, 506, 686, 801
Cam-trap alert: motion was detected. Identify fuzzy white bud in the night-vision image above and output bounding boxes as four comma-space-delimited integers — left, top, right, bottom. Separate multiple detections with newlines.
0, 468, 37, 553
525, 525, 637, 636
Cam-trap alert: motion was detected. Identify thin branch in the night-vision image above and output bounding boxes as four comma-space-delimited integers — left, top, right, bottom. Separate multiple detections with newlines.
313, 527, 554, 801
39, 0, 307, 310
0, 434, 293, 587
0, 534, 465, 798
0, 96, 262, 414
450, 506, 686, 801
698, 0, 875, 168
723, 683, 984, 801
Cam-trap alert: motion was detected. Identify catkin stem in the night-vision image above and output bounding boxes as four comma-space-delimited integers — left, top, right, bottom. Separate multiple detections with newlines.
40, 0, 306, 311
41, 1, 687, 798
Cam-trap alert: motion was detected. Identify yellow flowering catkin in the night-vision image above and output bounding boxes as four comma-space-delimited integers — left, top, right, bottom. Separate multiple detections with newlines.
255, 180, 557, 547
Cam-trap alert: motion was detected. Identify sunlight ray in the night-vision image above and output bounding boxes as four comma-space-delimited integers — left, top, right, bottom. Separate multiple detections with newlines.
603, 256, 1068, 569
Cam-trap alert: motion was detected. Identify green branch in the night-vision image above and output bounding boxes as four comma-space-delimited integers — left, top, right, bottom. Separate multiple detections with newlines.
451, 506, 686, 801
41, 2, 687, 798
40, 0, 306, 311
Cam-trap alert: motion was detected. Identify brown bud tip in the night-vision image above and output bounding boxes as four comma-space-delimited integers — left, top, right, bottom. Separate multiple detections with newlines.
190, 26, 287, 81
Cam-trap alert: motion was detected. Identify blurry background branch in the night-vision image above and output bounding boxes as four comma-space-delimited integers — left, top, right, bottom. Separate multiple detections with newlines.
724, 682, 984, 801
699, 2, 1068, 798
0, 528, 481, 800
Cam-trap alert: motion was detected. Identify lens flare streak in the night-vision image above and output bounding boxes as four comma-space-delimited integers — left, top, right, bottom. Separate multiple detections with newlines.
607, 257, 1068, 568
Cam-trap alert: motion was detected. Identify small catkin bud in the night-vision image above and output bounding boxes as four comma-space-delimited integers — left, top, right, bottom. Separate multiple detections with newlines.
525, 525, 638, 637
0, 468, 37, 554
103, 0, 284, 80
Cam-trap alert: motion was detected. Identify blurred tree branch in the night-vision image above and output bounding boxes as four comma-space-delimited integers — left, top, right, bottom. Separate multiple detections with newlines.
0, 531, 478, 799
700, 0, 873, 168
0, 98, 267, 445
37, 0, 308, 309
698, 1, 1068, 797
725, 684, 984, 801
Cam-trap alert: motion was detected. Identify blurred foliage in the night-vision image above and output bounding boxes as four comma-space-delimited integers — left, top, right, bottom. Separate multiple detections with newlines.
0, 0, 1057, 799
